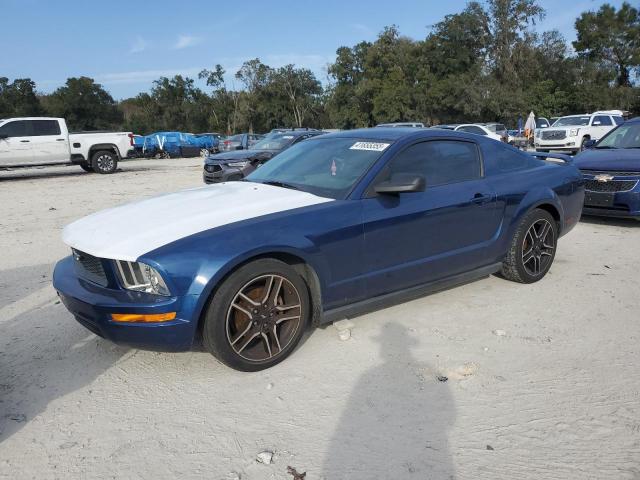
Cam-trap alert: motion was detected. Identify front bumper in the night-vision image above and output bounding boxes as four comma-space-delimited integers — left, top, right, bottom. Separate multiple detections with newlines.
53, 256, 198, 351
581, 178, 640, 220
535, 141, 579, 153
202, 165, 243, 184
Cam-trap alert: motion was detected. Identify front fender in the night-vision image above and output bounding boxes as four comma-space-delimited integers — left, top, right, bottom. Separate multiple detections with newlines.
508, 186, 564, 237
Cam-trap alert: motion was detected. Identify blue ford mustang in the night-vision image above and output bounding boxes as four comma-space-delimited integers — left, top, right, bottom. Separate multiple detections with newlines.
53, 128, 584, 371
574, 117, 640, 220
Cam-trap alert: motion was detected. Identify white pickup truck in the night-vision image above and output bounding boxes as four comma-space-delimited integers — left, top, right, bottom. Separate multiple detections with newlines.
534, 110, 624, 154
0, 117, 135, 174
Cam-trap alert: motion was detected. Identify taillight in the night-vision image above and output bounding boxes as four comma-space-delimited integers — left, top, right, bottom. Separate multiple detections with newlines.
128, 133, 134, 146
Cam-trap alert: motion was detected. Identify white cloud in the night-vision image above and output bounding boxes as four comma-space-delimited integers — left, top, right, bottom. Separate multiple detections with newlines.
174, 34, 203, 50
129, 36, 148, 54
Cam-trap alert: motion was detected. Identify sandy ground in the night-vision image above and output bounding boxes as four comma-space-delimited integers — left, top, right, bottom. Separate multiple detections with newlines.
1, 158, 639, 480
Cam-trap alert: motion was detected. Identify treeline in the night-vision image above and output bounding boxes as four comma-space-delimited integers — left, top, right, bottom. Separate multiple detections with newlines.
1, 0, 639, 134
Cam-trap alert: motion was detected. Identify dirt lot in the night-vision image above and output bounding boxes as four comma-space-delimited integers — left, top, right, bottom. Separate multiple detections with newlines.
1, 158, 639, 479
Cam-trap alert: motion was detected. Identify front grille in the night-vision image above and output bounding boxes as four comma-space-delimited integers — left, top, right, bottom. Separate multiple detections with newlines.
581, 170, 640, 177
541, 130, 567, 140
204, 164, 223, 173
584, 179, 638, 193
72, 249, 108, 286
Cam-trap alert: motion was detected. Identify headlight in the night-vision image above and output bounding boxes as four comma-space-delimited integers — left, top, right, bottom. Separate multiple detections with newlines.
227, 161, 250, 168
114, 260, 171, 296
569, 129, 578, 137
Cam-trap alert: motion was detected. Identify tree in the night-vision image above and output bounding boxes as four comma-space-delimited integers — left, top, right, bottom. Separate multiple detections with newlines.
235, 58, 272, 132
44, 77, 121, 131
0, 77, 42, 117
273, 65, 322, 127
574, 2, 640, 87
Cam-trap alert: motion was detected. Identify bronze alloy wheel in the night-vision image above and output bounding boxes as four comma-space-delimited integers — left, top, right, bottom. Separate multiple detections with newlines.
225, 274, 302, 362
521, 218, 555, 276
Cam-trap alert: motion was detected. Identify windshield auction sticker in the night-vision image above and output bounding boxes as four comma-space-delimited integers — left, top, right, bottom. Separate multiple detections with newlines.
349, 142, 390, 151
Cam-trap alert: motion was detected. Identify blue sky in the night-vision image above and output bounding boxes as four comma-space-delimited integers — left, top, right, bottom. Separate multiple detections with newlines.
0, 0, 626, 99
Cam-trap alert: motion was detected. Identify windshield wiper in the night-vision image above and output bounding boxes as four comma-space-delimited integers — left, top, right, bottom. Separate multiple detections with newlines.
261, 180, 300, 191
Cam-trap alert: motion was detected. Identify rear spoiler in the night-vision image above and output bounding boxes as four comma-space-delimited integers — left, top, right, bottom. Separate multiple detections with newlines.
529, 152, 573, 164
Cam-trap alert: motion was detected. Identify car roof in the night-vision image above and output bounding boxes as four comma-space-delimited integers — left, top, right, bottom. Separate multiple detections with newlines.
314, 127, 485, 143
625, 117, 640, 124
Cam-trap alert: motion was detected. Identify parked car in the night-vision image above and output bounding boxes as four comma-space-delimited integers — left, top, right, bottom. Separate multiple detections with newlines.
536, 118, 551, 129
574, 117, 640, 220
431, 124, 459, 130
141, 131, 210, 158
203, 130, 324, 183
535, 111, 624, 154
453, 124, 504, 142
0, 117, 134, 173
54, 127, 583, 371
220, 133, 264, 151
376, 122, 425, 128
194, 133, 223, 153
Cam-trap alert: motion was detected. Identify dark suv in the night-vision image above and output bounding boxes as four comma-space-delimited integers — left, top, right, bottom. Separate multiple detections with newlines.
203, 130, 323, 183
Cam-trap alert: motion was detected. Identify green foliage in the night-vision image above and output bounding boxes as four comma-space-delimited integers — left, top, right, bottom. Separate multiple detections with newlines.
43, 77, 122, 131
574, 2, 640, 86
0, 77, 42, 117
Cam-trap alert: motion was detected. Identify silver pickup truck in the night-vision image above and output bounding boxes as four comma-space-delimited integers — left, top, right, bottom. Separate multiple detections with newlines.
0, 117, 135, 173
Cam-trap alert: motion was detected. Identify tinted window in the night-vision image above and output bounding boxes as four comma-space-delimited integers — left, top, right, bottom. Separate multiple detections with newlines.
612, 116, 624, 125
593, 115, 612, 126
459, 126, 487, 135
388, 141, 481, 186
482, 141, 542, 174
0, 120, 29, 137
31, 120, 61, 136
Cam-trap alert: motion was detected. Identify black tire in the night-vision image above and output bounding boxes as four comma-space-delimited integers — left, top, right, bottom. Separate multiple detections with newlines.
580, 137, 590, 152
202, 259, 310, 371
500, 208, 558, 284
91, 150, 118, 174
79, 162, 93, 172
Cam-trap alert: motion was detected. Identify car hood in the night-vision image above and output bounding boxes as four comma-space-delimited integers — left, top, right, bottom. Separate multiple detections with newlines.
62, 182, 332, 261
574, 149, 640, 172
205, 150, 276, 164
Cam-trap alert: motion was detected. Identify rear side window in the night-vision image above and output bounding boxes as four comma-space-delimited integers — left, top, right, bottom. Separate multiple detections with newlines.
0, 120, 29, 137
388, 140, 481, 186
31, 120, 61, 136
593, 115, 612, 126
613, 116, 624, 125
482, 141, 541, 175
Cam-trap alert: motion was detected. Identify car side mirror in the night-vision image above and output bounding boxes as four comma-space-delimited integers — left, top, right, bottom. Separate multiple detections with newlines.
374, 173, 426, 195
583, 139, 597, 149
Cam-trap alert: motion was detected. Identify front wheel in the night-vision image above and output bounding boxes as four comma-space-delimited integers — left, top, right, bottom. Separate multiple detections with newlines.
202, 259, 310, 371
500, 208, 558, 284
92, 150, 118, 174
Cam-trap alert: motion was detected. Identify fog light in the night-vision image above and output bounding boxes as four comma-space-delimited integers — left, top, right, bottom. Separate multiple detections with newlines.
111, 312, 176, 323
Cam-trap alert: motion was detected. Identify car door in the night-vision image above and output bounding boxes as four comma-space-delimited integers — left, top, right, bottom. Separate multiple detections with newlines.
590, 115, 613, 140
0, 120, 34, 166
361, 139, 502, 298
29, 119, 69, 164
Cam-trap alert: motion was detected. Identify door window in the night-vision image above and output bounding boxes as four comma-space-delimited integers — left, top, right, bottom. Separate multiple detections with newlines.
0, 120, 29, 137
387, 140, 481, 186
592, 115, 612, 126
31, 120, 61, 136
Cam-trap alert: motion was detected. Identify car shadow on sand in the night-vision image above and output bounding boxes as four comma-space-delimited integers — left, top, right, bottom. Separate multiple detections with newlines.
580, 214, 640, 228
0, 263, 128, 443
0, 166, 156, 182
322, 322, 456, 479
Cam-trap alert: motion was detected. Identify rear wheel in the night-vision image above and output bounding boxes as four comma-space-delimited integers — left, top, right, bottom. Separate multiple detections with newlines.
202, 259, 310, 371
91, 150, 118, 174
501, 208, 558, 283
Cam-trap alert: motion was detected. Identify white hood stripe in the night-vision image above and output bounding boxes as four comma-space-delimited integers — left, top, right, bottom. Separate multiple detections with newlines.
62, 182, 333, 261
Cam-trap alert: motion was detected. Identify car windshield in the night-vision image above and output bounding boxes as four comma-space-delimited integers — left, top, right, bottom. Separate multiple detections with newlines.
485, 124, 506, 132
246, 137, 390, 199
596, 124, 640, 149
252, 134, 296, 150
554, 116, 590, 126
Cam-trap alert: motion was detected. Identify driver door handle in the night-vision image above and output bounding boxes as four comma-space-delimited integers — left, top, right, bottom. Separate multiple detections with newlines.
20, 139, 30, 143
472, 193, 492, 204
